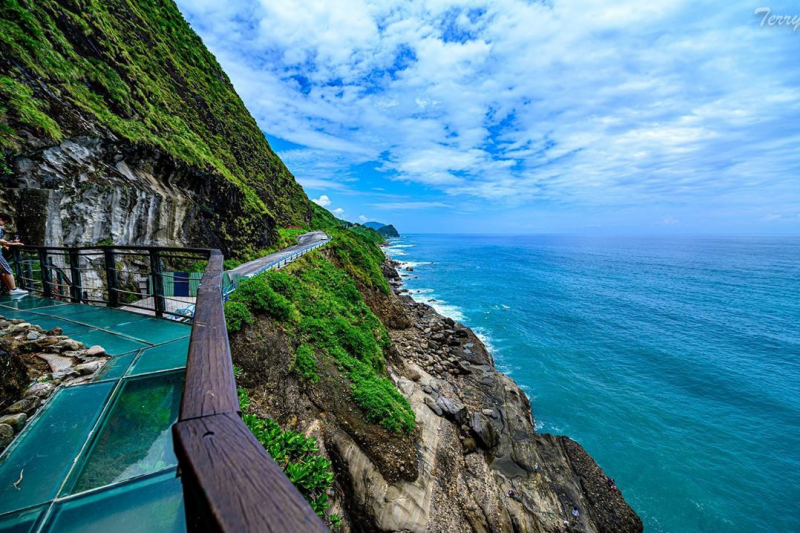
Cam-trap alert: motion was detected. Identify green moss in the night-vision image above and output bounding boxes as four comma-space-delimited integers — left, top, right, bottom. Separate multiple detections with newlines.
0, 75, 62, 148
0, 0, 311, 249
292, 344, 319, 384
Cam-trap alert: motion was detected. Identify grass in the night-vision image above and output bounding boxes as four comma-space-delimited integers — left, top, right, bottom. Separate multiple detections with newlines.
227, 230, 415, 434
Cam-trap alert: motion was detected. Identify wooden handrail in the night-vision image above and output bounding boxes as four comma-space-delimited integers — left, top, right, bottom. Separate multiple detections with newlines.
173, 249, 327, 532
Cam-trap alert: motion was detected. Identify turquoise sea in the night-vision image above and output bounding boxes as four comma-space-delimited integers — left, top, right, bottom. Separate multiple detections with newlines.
385, 235, 800, 533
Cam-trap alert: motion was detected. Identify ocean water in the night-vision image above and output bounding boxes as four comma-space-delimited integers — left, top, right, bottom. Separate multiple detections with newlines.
385, 235, 800, 533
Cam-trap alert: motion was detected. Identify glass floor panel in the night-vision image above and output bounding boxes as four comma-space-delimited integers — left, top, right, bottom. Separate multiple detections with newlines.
35, 306, 153, 329
110, 319, 190, 345
64, 372, 184, 495
72, 330, 148, 356
0, 505, 45, 533
93, 351, 140, 382
129, 338, 191, 376
0, 297, 70, 310
44, 469, 185, 533
0, 382, 115, 515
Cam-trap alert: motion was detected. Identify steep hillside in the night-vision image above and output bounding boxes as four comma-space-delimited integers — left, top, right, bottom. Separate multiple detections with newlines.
0, 0, 310, 253
228, 219, 642, 532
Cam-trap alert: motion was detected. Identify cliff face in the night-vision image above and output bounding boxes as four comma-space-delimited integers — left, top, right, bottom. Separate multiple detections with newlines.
0, 0, 311, 254
231, 248, 643, 533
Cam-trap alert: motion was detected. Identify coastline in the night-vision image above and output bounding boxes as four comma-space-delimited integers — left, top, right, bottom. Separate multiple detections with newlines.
375, 241, 643, 532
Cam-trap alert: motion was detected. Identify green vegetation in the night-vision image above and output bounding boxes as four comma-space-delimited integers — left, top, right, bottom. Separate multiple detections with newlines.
227, 230, 414, 434
224, 300, 253, 332
0, 0, 310, 252
238, 387, 338, 525
292, 344, 320, 384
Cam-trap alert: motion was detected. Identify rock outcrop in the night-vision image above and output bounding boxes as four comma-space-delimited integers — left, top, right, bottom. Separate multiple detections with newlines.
0, 0, 312, 254
0, 316, 109, 453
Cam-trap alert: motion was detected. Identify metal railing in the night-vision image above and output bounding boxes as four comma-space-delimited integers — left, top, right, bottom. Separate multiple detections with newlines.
9, 245, 211, 321
222, 237, 330, 299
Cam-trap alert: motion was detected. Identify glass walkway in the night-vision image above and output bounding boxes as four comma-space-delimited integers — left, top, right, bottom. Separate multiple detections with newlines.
0, 296, 192, 533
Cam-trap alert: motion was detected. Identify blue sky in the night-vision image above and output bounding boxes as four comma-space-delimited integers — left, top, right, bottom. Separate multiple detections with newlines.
176, 0, 800, 234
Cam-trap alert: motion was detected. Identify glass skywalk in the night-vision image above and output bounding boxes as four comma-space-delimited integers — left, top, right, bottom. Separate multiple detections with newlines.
0, 296, 191, 532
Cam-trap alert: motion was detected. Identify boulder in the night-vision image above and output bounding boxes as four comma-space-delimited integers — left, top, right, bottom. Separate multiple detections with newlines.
435, 396, 468, 425
75, 361, 102, 375
26, 330, 42, 341
0, 413, 27, 432
470, 412, 499, 450
424, 396, 443, 416
5, 397, 40, 416
37, 353, 75, 373
52, 369, 79, 382
0, 424, 13, 449
54, 339, 83, 351
24, 382, 55, 400
86, 345, 106, 357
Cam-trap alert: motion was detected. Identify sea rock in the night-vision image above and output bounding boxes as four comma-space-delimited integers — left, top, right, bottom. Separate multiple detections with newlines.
435, 396, 468, 425
424, 396, 443, 416
0, 413, 27, 432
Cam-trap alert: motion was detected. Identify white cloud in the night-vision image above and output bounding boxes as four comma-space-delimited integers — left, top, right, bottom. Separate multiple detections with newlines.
333, 207, 345, 214
311, 195, 331, 207
358, 215, 368, 222
177, 0, 800, 222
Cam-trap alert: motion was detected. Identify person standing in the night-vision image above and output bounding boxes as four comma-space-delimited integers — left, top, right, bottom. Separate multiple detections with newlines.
0, 213, 28, 296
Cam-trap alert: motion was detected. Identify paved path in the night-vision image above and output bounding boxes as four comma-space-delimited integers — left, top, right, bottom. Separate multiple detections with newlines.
227, 231, 329, 279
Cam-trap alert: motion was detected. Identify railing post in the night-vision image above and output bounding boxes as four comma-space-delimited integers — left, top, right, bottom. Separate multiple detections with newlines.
149, 249, 165, 318
11, 248, 24, 290
69, 249, 83, 303
49, 257, 63, 298
104, 249, 119, 308
38, 249, 52, 298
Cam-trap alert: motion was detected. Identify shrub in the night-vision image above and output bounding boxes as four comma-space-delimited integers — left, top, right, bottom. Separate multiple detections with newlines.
224, 300, 253, 332
231, 276, 293, 322
239, 388, 334, 521
225, 301, 253, 331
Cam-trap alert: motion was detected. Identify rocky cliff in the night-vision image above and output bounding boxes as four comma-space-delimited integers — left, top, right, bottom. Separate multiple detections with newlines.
0, 0, 310, 254
230, 244, 643, 533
